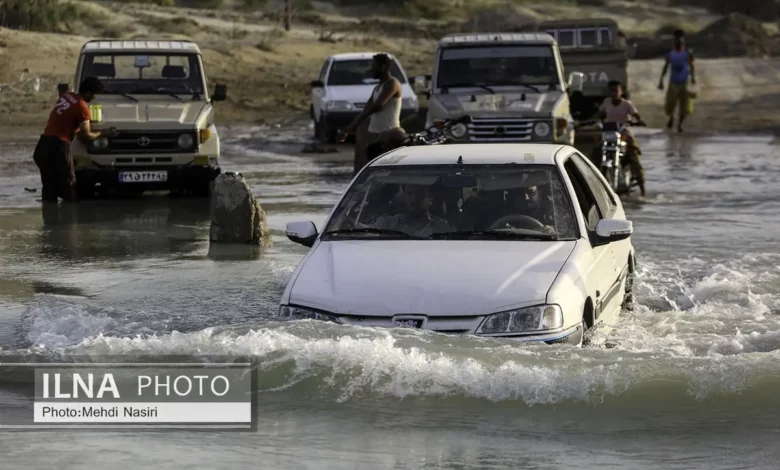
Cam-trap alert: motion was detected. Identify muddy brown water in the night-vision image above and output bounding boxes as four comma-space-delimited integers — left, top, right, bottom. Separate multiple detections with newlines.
0, 126, 779, 469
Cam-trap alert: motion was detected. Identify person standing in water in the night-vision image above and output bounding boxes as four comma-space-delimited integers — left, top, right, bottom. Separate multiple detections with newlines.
337, 54, 406, 169
33, 77, 116, 203
658, 29, 696, 132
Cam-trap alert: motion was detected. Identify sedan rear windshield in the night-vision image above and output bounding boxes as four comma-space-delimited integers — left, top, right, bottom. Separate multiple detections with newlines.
323, 164, 578, 240
327, 59, 407, 86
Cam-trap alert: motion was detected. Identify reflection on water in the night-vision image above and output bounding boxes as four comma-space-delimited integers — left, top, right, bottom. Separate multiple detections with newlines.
37, 197, 212, 261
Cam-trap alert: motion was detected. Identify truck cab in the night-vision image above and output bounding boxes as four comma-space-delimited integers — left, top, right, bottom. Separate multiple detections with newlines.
62, 40, 226, 197
418, 33, 584, 145
535, 19, 633, 120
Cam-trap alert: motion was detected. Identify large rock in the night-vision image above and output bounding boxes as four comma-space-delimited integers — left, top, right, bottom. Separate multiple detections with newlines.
209, 172, 271, 246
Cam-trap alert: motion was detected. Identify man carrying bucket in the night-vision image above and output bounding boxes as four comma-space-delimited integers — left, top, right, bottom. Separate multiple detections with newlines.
658, 29, 696, 133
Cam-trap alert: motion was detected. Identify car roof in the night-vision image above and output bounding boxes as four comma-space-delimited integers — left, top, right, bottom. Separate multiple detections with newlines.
371, 144, 569, 167
80, 40, 201, 54
438, 33, 556, 47
330, 52, 395, 61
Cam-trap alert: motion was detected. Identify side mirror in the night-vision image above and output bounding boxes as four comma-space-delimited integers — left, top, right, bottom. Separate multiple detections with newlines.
310, 80, 325, 88
212, 83, 227, 102
285, 221, 318, 248
568, 72, 585, 93
57, 83, 69, 96
595, 219, 633, 244
627, 43, 637, 59
412, 75, 431, 95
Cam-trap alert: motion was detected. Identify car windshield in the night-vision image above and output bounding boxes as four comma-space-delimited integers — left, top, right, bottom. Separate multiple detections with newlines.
323, 164, 578, 240
436, 45, 559, 90
327, 59, 407, 86
81, 53, 205, 95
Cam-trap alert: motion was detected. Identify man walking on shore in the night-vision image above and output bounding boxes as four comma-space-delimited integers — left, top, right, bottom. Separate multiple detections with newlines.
658, 29, 696, 132
33, 76, 116, 203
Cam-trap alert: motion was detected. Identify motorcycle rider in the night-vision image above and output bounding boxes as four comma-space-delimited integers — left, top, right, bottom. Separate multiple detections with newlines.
591, 80, 647, 197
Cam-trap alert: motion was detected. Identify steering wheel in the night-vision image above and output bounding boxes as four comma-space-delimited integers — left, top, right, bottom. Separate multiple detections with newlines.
489, 214, 545, 230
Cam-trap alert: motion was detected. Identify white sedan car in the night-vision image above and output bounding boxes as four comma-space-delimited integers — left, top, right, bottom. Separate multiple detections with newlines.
280, 144, 636, 346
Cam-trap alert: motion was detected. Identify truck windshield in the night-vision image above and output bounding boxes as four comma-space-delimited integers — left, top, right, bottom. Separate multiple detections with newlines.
327, 59, 407, 86
436, 46, 558, 90
81, 53, 205, 95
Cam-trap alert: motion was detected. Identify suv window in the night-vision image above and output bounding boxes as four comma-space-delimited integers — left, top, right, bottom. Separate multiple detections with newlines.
570, 153, 614, 218
563, 158, 602, 232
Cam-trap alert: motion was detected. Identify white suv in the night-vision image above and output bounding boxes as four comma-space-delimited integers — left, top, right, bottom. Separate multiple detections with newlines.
309, 52, 419, 143
61, 40, 225, 197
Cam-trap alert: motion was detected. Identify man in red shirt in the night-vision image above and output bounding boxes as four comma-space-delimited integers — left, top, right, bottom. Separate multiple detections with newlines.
33, 76, 116, 202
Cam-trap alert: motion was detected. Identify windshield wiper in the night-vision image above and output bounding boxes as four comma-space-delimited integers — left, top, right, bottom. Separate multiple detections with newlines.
105, 89, 138, 102
441, 83, 495, 94
128, 87, 188, 102
322, 228, 425, 239
429, 229, 558, 241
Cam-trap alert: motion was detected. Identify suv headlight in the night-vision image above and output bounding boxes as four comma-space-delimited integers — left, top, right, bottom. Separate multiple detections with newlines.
450, 122, 467, 139
326, 101, 355, 111
476, 305, 563, 335
92, 136, 109, 150
278, 305, 340, 323
533, 121, 551, 138
177, 133, 195, 149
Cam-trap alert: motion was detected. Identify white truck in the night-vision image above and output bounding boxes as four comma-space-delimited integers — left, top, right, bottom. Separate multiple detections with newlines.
415, 33, 584, 145
59, 40, 226, 197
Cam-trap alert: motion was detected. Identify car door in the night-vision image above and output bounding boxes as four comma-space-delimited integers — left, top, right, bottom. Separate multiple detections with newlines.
312, 58, 331, 122
562, 154, 616, 323
569, 152, 627, 317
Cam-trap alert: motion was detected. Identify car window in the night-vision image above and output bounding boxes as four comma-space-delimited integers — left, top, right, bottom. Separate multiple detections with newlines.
570, 153, 614, 218
318, 60, 330, 81
563, 158, 602, 232
579, 29, 598, 47
327, 59, 406, 86
557, 30, 576, 48
599, 28, 612, 46
323, 164, 579, 240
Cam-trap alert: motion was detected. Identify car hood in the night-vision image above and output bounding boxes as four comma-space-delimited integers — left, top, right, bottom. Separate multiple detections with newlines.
431, 91, 564, 118
289, 240, 576, 316
326, 84, 414, 103
93, 100, 210, 129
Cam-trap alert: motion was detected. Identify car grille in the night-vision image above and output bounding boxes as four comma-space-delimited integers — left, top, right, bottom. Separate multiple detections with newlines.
90, 131, 198, 154
467, 118, 535, 142
336, 314, 482, 334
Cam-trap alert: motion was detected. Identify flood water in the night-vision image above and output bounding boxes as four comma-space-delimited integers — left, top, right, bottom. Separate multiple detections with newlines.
1, 127, 779, 469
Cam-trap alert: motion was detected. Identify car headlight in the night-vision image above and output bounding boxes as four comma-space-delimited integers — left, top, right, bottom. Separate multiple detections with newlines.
476, 305, 563, 335
533, 121, 551, 138
326, 100, 355, 111
450, 122, 467, 139
92, 136, 109, 150
278, 305, 340, 323
177, 133, 195, 149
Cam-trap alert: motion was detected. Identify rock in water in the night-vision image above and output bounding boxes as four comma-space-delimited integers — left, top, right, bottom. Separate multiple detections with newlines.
209, 172, 271, 246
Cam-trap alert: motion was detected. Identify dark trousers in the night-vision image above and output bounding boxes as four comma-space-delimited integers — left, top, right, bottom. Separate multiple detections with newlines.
33, 135, 77, 203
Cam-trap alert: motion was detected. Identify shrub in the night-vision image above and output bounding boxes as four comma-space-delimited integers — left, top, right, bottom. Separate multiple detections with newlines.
0, 0, 64, 32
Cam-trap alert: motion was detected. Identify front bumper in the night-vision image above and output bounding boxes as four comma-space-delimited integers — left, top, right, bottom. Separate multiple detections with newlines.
280, 306, 581, 344
322, 109, 418, 132
75, 164, 221, 189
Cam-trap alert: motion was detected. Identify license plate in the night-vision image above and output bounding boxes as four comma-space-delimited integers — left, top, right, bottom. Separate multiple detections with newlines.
118, 171, 168, 183
392, 319, 424, 328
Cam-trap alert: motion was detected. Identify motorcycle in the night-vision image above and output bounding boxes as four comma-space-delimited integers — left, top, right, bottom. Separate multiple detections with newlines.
577, 120, 644, 195
364, 115, 473, 162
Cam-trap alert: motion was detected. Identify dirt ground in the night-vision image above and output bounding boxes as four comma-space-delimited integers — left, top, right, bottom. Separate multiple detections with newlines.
0, 0, 778, 141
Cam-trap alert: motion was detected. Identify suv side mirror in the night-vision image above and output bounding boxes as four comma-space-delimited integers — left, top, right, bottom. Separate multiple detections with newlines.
57, 83, 69, 96
412, 75, 430, 95
212, 84, 227, 102
595, 219, 633, 244
311, 80, 325, 88
568, 72, 585, 93
286, 221, 318, 248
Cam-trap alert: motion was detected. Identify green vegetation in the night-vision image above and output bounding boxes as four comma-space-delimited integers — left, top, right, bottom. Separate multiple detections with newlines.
0, 0, 120, 34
